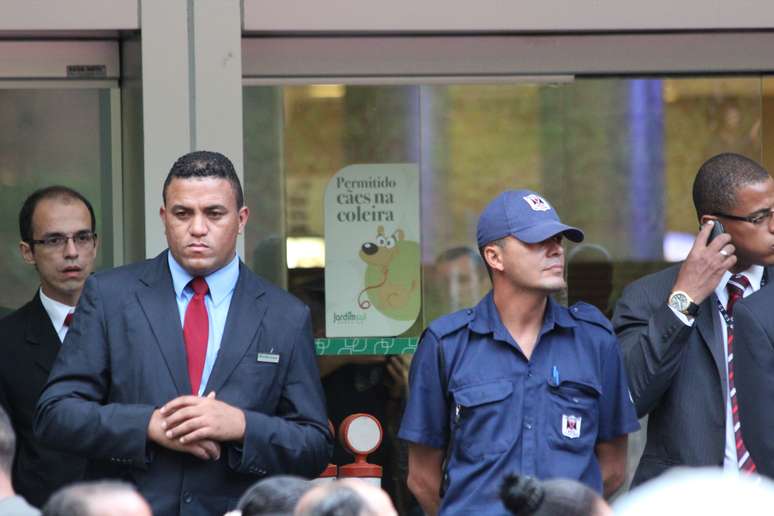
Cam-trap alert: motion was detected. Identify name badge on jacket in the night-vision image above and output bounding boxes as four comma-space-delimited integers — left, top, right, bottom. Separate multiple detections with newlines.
257, 353, 280, 364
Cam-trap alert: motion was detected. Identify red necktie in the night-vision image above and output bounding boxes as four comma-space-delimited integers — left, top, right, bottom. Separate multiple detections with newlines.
726, 273, 756, 473
64, 313, 73, 326
183, 277, 209, 395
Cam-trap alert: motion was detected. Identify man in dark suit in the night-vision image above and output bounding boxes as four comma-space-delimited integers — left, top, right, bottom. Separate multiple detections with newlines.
730, 284, 774, 479
613, 153, 774, 485
0, 186, 97, 507
35, 151, 332, 516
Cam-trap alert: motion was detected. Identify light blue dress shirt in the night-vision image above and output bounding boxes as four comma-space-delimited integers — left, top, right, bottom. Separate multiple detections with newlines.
168, 252, 240, 396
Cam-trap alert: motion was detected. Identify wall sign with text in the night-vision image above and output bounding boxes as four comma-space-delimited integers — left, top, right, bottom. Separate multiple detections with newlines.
324, 164, 420, 338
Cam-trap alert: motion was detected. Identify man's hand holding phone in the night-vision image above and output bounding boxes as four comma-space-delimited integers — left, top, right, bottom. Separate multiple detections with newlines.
707, 219, 727, 245
672, 220, 736, 305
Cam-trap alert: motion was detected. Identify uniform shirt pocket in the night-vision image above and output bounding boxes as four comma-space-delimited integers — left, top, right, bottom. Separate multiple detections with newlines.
451, 380, 517, 460
546, 377, 601, 452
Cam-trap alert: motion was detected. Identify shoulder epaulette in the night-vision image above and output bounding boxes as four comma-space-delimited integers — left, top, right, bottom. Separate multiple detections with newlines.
427, 308, 475, 338
568, 302, 614, 334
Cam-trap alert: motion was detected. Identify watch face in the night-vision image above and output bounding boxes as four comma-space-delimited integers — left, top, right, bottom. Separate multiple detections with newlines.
670, 293, 689, 311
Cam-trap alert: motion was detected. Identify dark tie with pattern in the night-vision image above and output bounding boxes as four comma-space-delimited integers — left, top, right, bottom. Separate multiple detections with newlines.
64, 312, 73, 326
726, 273, 756, 473
184, 277, 209, 395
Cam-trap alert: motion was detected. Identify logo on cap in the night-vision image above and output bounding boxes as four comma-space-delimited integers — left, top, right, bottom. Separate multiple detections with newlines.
523, 194, 551, 212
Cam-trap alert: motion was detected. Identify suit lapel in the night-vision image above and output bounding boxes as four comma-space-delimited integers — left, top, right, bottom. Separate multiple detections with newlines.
696, 292, 728, 397
203, 263, 267, 394
136, 252, 191, 395
27, 294, 62, 374
764, 265, 774, 288
697, 266, 774, 402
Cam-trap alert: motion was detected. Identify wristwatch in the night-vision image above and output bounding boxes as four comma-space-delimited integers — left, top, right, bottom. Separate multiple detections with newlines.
668, 290, 699, 317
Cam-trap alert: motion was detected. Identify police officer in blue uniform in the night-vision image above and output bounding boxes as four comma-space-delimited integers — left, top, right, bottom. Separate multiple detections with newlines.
399, 190, 639, 515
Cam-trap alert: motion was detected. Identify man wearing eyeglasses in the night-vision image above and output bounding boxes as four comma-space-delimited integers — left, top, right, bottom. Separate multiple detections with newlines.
0, 186, 97, 507
613, 152, 774, 486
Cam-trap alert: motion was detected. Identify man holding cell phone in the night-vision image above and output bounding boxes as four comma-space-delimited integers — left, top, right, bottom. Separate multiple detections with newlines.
613, 152, 774, 486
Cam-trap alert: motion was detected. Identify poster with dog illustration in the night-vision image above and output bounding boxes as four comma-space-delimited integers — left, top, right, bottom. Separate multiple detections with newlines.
324, 164, 420, 337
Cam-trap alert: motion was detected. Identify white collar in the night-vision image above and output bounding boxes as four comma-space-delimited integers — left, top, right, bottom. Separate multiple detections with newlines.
38, 288, 75, 332
719, 264, 765, 293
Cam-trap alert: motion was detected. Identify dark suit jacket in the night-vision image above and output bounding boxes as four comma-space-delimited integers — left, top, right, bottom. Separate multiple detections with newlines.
612, 264, 774, 486
0, 294, 86, 507
34, 252, 332, 516
732, 284, 774, 478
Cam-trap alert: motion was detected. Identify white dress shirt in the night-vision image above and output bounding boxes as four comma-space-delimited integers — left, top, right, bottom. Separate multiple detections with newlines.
38, 288, 76, 343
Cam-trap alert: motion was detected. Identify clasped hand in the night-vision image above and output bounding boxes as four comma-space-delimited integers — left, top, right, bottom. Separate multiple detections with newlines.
147, 391, 246, 461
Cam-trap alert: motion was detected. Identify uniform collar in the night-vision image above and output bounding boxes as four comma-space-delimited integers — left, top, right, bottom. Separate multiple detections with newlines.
469, 290, 576, 342
167, 252, 240, 307
38, 287, 75, 332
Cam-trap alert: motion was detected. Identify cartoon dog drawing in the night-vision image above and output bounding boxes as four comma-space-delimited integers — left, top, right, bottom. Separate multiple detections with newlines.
358, 226, 420, 322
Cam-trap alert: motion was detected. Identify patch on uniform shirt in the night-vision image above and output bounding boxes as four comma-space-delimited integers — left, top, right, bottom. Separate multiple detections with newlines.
522, 194, 551, 211
562, 414, 582, 438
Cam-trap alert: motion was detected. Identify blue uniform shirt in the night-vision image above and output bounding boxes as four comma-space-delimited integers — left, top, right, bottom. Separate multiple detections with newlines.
399, 292, 639, 515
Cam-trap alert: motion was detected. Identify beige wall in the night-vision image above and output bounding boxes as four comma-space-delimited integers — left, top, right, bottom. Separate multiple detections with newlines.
243, 0, 774, 32
3, 0, 774, 33
0, 0, 138, 30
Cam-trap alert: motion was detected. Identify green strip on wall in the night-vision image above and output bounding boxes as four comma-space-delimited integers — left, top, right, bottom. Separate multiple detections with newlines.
315, 337, 419, 355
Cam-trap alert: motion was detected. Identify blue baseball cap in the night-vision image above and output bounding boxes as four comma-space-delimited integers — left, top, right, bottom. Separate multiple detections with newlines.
476, 190, 584, 247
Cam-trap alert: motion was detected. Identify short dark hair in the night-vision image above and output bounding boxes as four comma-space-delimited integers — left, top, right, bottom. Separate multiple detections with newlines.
163, 150, 244, 208
43, 481, 143, 516
0, 406, 15, 476
302, 485, 369, 516
501, 474, 600, 516
692, 153, 771, 219
479, 237, 508, 281
237, 475, 311, 516
19, 186, 96, 244
436, 246, 485, 268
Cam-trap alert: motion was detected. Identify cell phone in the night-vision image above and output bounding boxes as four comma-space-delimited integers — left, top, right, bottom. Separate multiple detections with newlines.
707, 220, 726, 244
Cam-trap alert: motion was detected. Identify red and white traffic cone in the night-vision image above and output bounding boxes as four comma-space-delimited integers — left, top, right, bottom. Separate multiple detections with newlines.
337, 413, 383, 487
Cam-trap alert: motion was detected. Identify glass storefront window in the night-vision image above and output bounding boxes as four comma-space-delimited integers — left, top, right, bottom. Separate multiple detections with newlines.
243, 75, 769, 510
243, 76, 765, 329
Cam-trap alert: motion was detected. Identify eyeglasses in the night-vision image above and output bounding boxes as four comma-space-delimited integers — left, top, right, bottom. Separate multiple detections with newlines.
711, 208, 774, 225
28, 231, 97, 250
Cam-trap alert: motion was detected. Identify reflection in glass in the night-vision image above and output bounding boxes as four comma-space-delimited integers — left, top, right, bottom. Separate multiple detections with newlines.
0, 89, 114, 312
243, 76, 766, 331
243, 74, 769, 510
